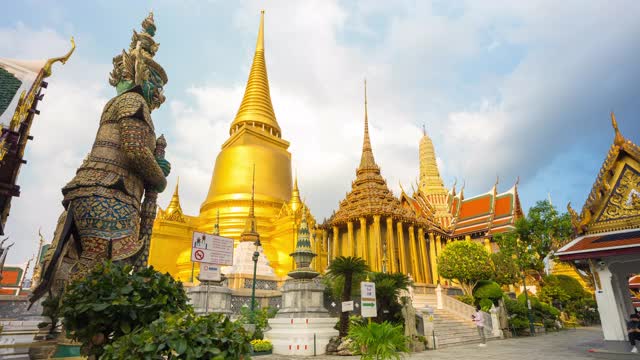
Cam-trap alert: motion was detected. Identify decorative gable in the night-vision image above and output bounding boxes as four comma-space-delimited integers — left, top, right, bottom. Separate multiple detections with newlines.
569, 113, 640, 235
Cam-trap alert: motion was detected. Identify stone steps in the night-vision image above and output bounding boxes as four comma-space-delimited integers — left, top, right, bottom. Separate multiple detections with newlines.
414, 296, 490, 349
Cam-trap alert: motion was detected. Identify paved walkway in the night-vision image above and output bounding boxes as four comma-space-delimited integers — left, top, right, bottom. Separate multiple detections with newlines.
264, 327, 609, 359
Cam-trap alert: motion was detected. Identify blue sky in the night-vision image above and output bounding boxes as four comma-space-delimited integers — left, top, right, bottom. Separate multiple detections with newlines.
2, 0, 640, 266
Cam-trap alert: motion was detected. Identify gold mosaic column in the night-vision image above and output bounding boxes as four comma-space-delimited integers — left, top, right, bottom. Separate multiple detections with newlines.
359, 217, 368, 262
386, 217, 397, 273
347, 221, 355, 257
483, 238, 491, 253
373, 215, 382, 272
397, 221, 407, 274
436, 235, 443, 281
408, 225, 421, 282
332, 226, 339, 259
429, 233, 439, 283
465, 235, 471, 241
418, 228, 430, 283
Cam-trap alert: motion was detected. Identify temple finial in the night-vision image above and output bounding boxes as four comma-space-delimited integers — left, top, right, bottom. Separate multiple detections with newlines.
256, 10, 265, 51
359, 79, 377, 170
422, 123, 426, 136
611, 111, 625, 146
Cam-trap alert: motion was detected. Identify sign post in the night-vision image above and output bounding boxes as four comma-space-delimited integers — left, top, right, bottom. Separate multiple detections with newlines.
191, 232, 234, 265
360, 281, 377, 318
191, 232, 234, 314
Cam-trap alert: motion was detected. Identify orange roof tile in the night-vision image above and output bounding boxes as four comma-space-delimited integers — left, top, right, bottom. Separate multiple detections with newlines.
494, 194, 513, 218
458, 194, 492, 220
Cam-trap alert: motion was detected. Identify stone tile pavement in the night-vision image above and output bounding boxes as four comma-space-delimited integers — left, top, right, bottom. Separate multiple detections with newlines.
263, 327, 613, 359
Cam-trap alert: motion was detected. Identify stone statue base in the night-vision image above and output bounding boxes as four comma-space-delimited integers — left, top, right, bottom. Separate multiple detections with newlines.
265, 278, 338, 355
187, 282, 232, 315
276, 278, 329, 318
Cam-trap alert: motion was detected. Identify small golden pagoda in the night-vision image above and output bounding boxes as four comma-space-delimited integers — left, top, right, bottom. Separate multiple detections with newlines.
148, 11, 315, 281
320, 82, 433, 284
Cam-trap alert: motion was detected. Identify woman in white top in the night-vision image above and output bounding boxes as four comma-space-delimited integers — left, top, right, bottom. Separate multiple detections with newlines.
472, 305, 487, 347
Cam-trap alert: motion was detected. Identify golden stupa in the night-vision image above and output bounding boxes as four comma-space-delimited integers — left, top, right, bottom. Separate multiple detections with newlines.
148, 11, 323, 282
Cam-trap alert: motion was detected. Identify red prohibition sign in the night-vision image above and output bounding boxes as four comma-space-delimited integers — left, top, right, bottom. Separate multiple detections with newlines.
194, 249, 205, 261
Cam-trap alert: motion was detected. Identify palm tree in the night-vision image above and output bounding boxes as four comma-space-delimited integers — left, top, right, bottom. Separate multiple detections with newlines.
371, 272, 411, 323
326, 256, 369, 337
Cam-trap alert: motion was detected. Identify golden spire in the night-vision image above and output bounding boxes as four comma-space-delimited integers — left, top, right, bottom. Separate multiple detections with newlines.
241, 164, 259, 241
358, 79, 379, 171
230, 10, 280, 136
290, 173, 302, 212
166, 177, 183, 214
419, 124, 446, 194
611, 111, 625, 146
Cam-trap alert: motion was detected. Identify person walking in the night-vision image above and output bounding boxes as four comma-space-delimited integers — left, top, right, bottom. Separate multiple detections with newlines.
472, 305, 487, 347
628, 313, 640, 353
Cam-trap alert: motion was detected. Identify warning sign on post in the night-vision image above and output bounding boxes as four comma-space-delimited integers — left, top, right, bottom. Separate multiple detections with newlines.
199, 263, 222, 282
360, 281, 377, 318
191, 231, 234, 265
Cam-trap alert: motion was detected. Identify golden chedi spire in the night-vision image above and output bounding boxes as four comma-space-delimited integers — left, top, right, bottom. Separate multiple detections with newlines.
241, 164, 259, 243
419, 124, 446, 193
290, 173, 302, 213
418, 124, 452, 228
230, 10, 280, 137
162, 178, 185, 223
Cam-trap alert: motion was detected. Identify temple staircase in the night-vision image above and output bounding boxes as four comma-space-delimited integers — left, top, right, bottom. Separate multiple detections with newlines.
413, 294, 489, 348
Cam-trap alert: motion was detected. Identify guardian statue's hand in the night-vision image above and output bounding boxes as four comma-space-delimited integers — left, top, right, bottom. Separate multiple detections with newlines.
156, 158, 171, 177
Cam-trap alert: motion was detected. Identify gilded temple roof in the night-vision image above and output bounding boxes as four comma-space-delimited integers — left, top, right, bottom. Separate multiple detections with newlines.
567, 112, 640, 235
325, 82, 421, 226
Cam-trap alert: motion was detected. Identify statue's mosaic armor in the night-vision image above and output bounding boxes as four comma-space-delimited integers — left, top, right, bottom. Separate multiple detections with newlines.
31, 12, 169, 302
60, 92, 164, 276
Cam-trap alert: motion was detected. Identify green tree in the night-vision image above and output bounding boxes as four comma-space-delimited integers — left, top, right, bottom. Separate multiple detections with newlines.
326, 256, 369, 337
102, 310, 251, 359
370, 272, 411, 324
61, 261, 189, 358
348, 322, 408, 360
494, 200, 574, 273
490, 251, 520, 286
437, 240, 493, 296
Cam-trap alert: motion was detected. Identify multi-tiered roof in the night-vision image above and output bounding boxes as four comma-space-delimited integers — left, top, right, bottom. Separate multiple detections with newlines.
325, 82, 420, 227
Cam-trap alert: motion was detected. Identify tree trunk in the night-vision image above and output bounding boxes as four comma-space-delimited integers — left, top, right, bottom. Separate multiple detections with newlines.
340, 272, 353, 337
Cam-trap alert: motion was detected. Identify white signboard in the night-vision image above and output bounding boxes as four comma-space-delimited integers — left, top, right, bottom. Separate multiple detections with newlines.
360, 281, 377, 318
341, 300, 354, 312
191, 232, 234, 265
199, 263, 222, 282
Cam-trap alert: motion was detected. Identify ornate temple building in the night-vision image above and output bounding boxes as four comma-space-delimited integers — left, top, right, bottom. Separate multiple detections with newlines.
148, 12, 317, 282
557, 113, 640, 342
319, 83, 523, 285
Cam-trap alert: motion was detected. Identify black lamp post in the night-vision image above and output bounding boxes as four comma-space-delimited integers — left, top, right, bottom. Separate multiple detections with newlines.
250, 237, 261, 324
